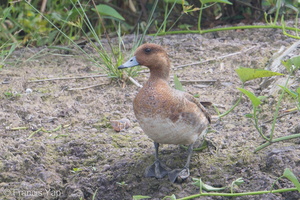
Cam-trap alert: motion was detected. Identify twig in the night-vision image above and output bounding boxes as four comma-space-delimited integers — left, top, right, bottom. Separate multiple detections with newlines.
263, 110, 298, 124
9, 127, 28, 131
28, 74, 107, 83
174, 45, 258, 70
128, 77, 216, 88
266, 40, 300, 72
128, 76, 142, 88
67, 83, 107, 91
179, 80, 216, 84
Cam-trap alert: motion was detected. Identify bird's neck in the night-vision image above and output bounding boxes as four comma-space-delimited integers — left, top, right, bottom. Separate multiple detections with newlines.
149, 66, 170, 82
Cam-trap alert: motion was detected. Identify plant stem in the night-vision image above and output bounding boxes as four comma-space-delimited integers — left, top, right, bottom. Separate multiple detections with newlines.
177, 187, 299, 199
254, 133, 300, 153
151, 25, 300, 36
218, 83, 244, 118
273, 0, 281, 24
253, 106, 269, 141
269, 74, 292, 141
153, 0, 176, 38
198, 1, 204, 32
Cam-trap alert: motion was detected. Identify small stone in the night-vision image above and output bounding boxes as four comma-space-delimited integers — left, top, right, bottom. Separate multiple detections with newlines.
26, 88, 33, 93
102, 164, 111, 171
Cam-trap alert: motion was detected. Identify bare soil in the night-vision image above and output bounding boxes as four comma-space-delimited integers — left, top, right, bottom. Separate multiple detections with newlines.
0, 24, 299, 200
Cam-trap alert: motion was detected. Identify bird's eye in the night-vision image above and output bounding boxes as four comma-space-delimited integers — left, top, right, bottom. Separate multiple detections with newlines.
144, 48, 152, 53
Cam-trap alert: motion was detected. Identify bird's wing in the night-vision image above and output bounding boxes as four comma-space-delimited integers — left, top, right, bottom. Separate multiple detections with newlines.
183, 92, 211, 124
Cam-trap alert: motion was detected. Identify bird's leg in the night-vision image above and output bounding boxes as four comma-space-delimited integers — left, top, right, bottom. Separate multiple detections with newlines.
145, 142, 170, 179
168, 143, 194, 183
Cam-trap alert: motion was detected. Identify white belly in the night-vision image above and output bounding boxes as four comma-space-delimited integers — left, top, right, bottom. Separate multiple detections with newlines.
138, 117, 203, 145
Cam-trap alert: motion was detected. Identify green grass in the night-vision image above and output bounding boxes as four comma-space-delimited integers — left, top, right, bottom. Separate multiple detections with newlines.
1, 0, 300, 80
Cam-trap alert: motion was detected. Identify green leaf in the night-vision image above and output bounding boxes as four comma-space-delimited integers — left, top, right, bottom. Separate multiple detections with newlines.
297, 87, 300, 95
93, 4, 125, 21
72, 168, 83, 172
283, 168, 300, 192
282, 56, 300, 73
174, 74, 185, 91
238, 88, 261, 107
282, 59, 293, 73
278, 85, 298, 99
3, 7, 12, 19
200, 0, 232, 4
290, 56, 300, 68
192, 178, 226, 191
235, 67, 284, 83
232, 177, 244, 186
132, 195, 151, 200
297, 87, 300, 103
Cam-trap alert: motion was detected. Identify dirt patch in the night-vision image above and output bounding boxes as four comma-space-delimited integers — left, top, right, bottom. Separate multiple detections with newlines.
0, 23, 299, 200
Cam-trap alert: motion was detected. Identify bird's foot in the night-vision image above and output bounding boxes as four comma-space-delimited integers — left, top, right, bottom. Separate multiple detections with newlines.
145, 160, 170, 179
168, 167, 190, 183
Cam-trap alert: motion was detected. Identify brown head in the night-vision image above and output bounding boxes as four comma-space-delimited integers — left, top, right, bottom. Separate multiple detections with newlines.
118, 43, 171, 80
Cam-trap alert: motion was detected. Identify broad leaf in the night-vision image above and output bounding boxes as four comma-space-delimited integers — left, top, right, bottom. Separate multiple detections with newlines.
290, 56, 300, 68
93, 4, 125, 21
235, 67, 284, 83
282, 55, 300, 73
238, 88, 261, 107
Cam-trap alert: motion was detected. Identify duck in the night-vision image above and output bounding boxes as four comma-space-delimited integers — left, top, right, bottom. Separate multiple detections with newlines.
118, 43, 211, 183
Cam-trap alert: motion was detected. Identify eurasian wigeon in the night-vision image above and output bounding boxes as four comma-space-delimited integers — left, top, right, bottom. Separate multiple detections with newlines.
118, 43, 211, 182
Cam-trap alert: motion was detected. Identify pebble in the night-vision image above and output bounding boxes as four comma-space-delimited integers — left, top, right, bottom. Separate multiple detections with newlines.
26, 88, 33, 93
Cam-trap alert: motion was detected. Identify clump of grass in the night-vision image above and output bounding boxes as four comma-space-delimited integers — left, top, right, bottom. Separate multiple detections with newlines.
22, 0, 170, 82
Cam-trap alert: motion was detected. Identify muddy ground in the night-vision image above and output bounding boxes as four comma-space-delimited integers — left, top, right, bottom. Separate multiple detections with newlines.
0, 23, 300, 200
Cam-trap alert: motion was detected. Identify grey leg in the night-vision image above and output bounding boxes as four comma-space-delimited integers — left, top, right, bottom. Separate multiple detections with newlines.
145, 142, 170, 178
168, 143, 194, 183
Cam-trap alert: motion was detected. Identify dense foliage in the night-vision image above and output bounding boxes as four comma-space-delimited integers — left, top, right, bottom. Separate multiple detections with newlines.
0, 0, 299, 46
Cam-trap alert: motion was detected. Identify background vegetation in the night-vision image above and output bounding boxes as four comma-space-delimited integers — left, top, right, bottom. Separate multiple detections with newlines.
0, 0, 299, 47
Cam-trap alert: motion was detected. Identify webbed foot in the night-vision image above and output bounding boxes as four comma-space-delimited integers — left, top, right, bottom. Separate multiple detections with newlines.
145, 160, 170, 179
168, 167, 190, 183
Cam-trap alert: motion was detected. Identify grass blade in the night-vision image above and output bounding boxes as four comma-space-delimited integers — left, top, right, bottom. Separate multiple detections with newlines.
283, 168, 300, 192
